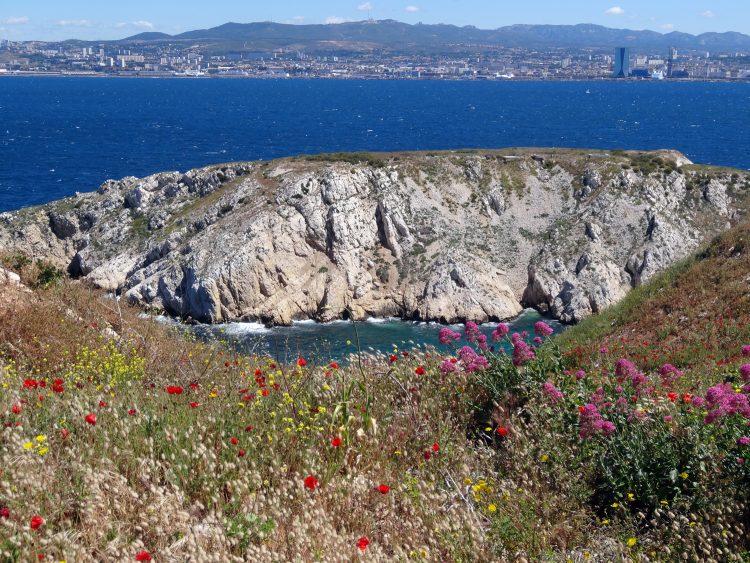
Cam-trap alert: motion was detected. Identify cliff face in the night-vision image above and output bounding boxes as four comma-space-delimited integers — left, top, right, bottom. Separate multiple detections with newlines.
1, 149, 748, 325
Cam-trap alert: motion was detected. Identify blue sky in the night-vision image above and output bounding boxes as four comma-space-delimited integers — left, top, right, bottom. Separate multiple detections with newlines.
0, 1, 743, 41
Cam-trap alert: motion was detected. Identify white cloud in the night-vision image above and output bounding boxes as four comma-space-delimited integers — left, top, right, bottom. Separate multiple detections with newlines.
701, 10, 716, 18
660, 23, 674, 31
57, 19, 95, 28
1, 16, 29, 25
605, 6, 625, 15
115, 20, 155, 30
325, 16, 348, 24
405, 5, 419, 13
286, 16, 305, 24
358, 2, 373, 12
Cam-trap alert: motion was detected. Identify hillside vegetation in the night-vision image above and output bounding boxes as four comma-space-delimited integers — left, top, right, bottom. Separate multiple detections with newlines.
1, 222, 750, 561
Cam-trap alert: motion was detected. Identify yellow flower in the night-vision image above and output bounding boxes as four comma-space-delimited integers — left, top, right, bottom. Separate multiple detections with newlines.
627, 492, 635, 501
38, 447, 49, 456
35, 435, 46, 442
611, 502, 619, 508
660, 500, 669, 505
484, 426, 492, 432
487, 504, 497, 513
464, 477, 472, 486
23, 442, 33, 450
601, 519, 610, 525
540, 454, 549, 463
627, 537, 637, 547
680, 471, 689, 480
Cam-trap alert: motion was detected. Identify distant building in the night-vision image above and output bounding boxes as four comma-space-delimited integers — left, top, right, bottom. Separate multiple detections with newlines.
613, 47, 630, 77
667, 47, 677, 78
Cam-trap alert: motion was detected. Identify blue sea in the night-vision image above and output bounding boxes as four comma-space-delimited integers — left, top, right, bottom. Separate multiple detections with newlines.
1, 77, 748, 358
1, 78, 749, 213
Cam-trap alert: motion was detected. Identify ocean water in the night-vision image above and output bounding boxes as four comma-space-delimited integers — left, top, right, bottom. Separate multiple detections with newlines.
2, 77, 748, 354
188, 309, 563, 363
1, 77, 749, 213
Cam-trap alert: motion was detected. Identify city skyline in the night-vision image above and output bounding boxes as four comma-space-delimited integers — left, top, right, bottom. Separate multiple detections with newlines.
0, 1, 745, 42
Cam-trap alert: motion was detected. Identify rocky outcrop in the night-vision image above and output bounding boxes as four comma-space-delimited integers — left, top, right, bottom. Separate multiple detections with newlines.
1, 149, 748, 325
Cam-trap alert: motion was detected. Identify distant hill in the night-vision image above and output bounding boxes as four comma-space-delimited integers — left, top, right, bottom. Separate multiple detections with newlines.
121, 20, 750, 53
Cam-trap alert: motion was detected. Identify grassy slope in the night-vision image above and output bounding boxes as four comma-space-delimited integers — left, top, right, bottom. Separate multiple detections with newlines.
557, 219, 750, 381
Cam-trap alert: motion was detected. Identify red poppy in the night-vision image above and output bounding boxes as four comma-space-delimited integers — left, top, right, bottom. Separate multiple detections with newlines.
30, 515, 44, 530
99, 400, 108, 408
189, 382, 200, 390
52, 383, 64, 393
0, 507, 9, 518
356, 537, 370, 551
245, 425, 254, 432
11, 403, 21, 415
667, 392, 678, 402
377, 484, 390, 494
415, 366, 426, 376
85, 413, 96, 426
23, 379, 38, 389
135, 550, 152, 562
424, 451, 431, 461
230, 437, 238, 445
261, 388, 269, 397
254, 368, 263, 376
166, 386, 184, 395
61, 428, 70, 440
389, 355, 398, 363
431, 442, 440, 452
128, 408, 136, 416
304, 475, 318, 490
224, 361, 231, 368
497, 426, 509, 437
330, 362, 339, 369
189, 402, 198, 409
297, 357, 307, 367
238, 449, 246, 457
331, 436, 342, 447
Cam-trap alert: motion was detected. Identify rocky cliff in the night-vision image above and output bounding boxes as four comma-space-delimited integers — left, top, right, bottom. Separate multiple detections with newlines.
1, 149, 748, 325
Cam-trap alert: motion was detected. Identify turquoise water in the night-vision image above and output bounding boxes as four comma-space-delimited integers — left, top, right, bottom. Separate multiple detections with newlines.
189, 309, 563, 364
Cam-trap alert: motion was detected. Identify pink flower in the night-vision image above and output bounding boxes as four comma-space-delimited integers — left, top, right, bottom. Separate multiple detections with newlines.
534, 321, 554, 337
438, 328, 461, 345
575, 370, 586, 381
464, 321, 481, 343
491, 323, 510, 341
542, 382, 564, 404
743, 345, 750, 357
740, 364, 750, 382
738, 436, 750, 446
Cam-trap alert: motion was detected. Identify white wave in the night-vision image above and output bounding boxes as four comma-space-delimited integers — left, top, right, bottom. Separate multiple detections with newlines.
221, 322, 270, 335
364, 317, 398, 324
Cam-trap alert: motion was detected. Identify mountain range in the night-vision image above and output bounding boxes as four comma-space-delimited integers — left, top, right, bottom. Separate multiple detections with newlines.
121, 20, 750, 53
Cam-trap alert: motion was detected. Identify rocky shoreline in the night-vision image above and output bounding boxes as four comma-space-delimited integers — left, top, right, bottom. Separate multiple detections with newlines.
1, 149, 748, 325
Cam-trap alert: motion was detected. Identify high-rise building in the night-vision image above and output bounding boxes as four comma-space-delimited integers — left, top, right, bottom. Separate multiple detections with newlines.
667, 47, 677, 77
612, 47, 630, 77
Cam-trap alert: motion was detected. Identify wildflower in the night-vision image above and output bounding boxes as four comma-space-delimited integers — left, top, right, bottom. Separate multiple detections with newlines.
491, 323, 510, 341
487, 504, 497, 513
23, 379, 38, 389
230, 437, 238, 445
464, 321, 481, 342
511, 335, 535, 367
627, 537, 637, 547
431, 442, 440, 452
738, 457, 746, 464
245, 425, 253, 432
304, 475, 318, 490
135, 551, 152, 562
389, 354, 398, 363
330, 362, 339, 369
189, 402, 198, 409
166, 386, 184, 395
497, 426, 508, 437
663, 415, 673, 423
738, 436, 750, 446
542, 382, 564, 404
61, 428, 69, 440
740, 364, 750, 382
743, 345, 750, 357
238, 449, 245, 457
680, 471, 689, 480
331, 436, 342, 447
540, 453, 549, 463
30, 516, 44, 530
356, 537, 370, 551
128, 409, 136, 416
534, 321, 554, 337
297, 357, 307, 367
438, 328, 461, 345
415, 365, 426, 376
667, 392, 678, 402
440, 359, 458, 374
98, 400, 108, 408
378, 484, 390, 494
575, 370, 586, 380
52, 380, 64, 393
84, 413, 96, 426
477, 334, 489, 350
659, 364, 684, 386
11, 403, 21, 414
23, 442, 33, 450
424, 450, 431, 460
0, 507, 9, 518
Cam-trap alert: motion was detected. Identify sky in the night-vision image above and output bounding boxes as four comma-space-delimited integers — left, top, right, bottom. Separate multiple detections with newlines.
0, 1, 744, 41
